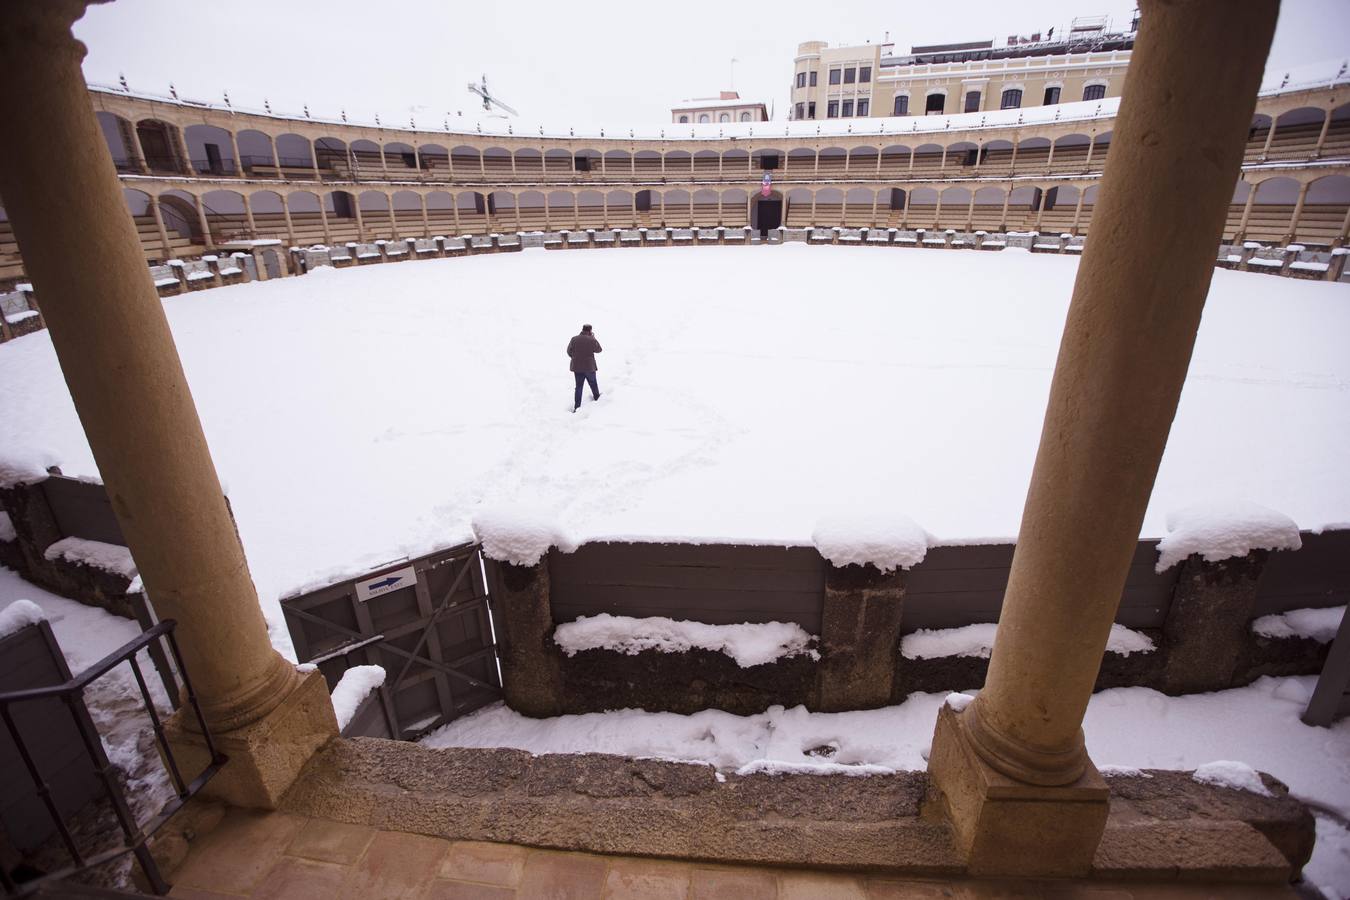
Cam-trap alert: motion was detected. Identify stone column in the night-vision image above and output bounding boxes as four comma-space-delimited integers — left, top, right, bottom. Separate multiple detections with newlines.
1237, 183, 1259, 240
0, 1, 335, 809
227, 129, 243, 177
148, 195, 173, 260
489, 559, 565, 717
269, 137, 282, 179
318, 197, 332, 245
280, 194, 296, 247
1260, 116, 1278, 158
1286, 181, 1311, 243
815, 563, 906, 711
927, 0, 1277, 878
242, 192, 257, 238
125, 118, 149, 174
1313, 110, 1333, 157
193, 194, 215, 251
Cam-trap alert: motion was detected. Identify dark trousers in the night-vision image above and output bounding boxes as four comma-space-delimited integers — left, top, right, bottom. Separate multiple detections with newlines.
574, 371, 599, 408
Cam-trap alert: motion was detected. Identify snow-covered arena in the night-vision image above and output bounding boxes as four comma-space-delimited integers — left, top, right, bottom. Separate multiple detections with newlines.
3, 244, 1347, 630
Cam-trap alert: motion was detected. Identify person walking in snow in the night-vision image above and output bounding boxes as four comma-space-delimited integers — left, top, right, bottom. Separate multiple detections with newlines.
567, 324, 602, 412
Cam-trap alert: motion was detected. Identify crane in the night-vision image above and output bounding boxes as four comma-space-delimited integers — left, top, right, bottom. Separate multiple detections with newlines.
467, 74, 518, 117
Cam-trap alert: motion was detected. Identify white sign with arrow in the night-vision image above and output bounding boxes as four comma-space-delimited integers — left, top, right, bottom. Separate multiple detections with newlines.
355, 565, 417, 603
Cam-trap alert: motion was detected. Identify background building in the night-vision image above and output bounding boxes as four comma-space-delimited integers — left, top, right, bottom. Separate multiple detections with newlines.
791, 15, 1136, 121
672, 91, 768, 124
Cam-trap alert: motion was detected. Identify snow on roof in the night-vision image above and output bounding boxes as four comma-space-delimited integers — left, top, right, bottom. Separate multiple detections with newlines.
89, 58, 1346, 142
1154, 501, 1302, 572
0, 599, 46, 640
671, 97, 768, 111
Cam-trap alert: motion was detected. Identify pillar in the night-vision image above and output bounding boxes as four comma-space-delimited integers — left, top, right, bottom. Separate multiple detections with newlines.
420, 193, 430, 237
1260, 115, 1278, 158
926, 0, 1277, 878
126, 119, 150, 174
1286, 181, 1311, 243
0, 1, 336, 809
1033, 186, 1047, 229
280, 194, 296, 247
353, 197, 366, 241
174, 125, 195, 176
318, 197, 332, 245
193, 194, 215, 251
228, 130, 243, 177
388, 197, 399, 239
269, 136, 282, 180
1313, 110, 1332, 156
815, 563, 906, 711
380, 143, 389, 179
309, 140, 321, 181
148, 196, 173, 260
1046, 142, 1057, 169
1234, 182, 1260, 242
1084, 137, 1096, 168
242, 193, 257, 238
1072, 187, 1087, 234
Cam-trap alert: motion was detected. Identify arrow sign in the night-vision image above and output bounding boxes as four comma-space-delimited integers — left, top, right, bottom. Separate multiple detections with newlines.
356, 564, 417, 603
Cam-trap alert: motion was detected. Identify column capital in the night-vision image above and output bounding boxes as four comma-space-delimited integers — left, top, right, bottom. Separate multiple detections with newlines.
0, 1, 94, 64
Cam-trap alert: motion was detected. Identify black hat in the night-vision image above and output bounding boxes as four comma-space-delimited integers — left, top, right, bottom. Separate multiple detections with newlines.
582, 324, 593, 333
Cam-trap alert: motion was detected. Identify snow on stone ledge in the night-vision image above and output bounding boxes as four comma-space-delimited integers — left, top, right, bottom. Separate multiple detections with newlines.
811, 513, 929, 572
1192, 760, 1273, 797
901, 622, 1155, 660
0, 449, 59, 489
1098, 765, 1152, 778
1155, 501, 1301, 573
0, 512, 15, 543
330, 665, 386, 731
1252, 605, 1345, 644
944, 692, 975, 712
0, 599, 46, 640
471, 505, 576, 566
554, 613, 818, 668
43, 537, 138, 579
734, 759, 894, 777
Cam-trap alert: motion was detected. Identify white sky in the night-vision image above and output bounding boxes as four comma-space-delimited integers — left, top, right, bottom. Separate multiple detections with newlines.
73, 0, 1346, 129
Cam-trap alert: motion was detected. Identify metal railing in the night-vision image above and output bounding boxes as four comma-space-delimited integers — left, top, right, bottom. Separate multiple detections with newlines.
0, 620, 226, 897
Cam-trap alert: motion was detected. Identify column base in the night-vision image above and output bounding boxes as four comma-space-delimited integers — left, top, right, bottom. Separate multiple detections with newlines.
165, 669, 338, 810
927, 704, 1109, 877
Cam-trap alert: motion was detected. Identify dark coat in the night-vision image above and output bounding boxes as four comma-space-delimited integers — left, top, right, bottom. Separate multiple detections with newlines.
567, 332, 602, 372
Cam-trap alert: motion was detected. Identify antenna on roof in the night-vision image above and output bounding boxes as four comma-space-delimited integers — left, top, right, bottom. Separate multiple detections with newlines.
468, 74, 518, 117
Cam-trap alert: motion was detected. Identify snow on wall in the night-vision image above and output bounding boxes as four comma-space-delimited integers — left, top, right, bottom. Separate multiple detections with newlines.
0, 511, 15, 543
0, 598, 46, 640
43, 537, 138, 579
901, 622, 1155, 660
472, 505, 575, 566
1155, 501, 1302, 572
0, 450, 58, 489
1192, 760, 1274, 797
1252, 605, 1345, 643
812, 513, 929, 572
553, 613, 818, 668
329, 664, 386, 731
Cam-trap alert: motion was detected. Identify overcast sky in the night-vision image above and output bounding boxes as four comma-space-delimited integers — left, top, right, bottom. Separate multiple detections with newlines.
73, 0, 1346, 129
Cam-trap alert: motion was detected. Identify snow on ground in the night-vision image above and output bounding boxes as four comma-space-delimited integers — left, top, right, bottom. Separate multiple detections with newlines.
553, 613, 817, 667
425, 675, 1350, 895
1, 246, 1347, 654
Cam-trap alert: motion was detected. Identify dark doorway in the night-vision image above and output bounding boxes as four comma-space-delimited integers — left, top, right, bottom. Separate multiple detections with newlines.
636, 190, 652, 212
204, 143, 223, 175
332, 192, 355, 218
759, 154, 780, 171
136, 121, 176, 172
753, 197, 782, 236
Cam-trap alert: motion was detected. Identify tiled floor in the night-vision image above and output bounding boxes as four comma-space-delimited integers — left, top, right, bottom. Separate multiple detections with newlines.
165, 808, 1295, 899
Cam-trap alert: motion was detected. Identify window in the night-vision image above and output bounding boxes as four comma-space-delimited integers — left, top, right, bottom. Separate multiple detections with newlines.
1083, 83, 1106, 101
796, 72, 806, 89
698, 114, 709, 123
860, 66, 872, 83
1000, 89, 1023, 109
964, 91, 981, 112
1042, 86, 1061, 105
807, 101, 816, 119
719, 113, 730, 123
740, 112, 751, 122
842, 99, 854, 117
857, 99, 869, 116
809, 71, 818, 86
844, 67, 856, 84
829, 68, 841, 85
893, 95, 909, 115
827, 100, 839, 118
679, 115, 688, 123
925, 93, 945, 114
795, 103, 804, 119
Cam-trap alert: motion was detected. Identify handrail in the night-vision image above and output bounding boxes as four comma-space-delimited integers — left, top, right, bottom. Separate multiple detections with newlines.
0, 619, 226, 897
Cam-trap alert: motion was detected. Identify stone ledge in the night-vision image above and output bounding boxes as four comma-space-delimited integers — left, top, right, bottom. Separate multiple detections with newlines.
278, 737, 1312, 883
